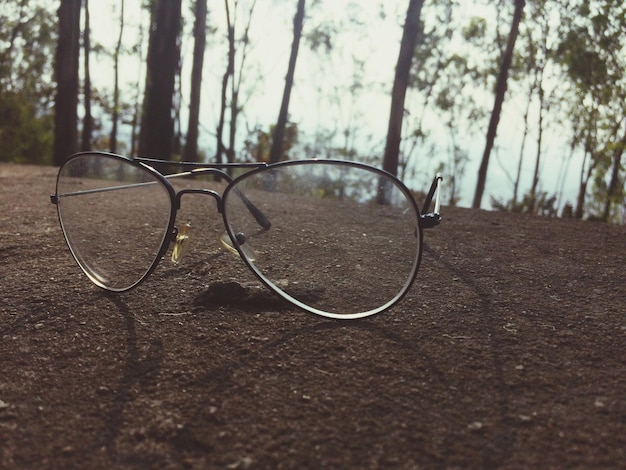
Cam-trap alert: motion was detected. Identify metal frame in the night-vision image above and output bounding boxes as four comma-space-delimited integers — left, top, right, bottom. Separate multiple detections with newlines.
51, 151, 443, 318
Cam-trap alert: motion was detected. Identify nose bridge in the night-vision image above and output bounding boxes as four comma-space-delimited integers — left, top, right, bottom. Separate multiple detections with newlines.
174, 188, 224, 214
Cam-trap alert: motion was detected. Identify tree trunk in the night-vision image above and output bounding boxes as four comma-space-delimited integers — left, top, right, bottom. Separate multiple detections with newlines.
173, 56, 183, 156
110, 0, 125, 154
528, 82, 545, 213
228, 77, 238, 165
555, 138, 576, 211
381, 0, 424, 177
139, 0, 182, 160
215, 0, 234, 165
602, 127, 626, 221
53, 0, 81, 166
80, 0, 92, 152
269, 0, 305, 164
574, 151, 595, 219
513, 94, 531, 206
130, 6, 146, 156
183, 0, 207, 163
472, 0, 525, 208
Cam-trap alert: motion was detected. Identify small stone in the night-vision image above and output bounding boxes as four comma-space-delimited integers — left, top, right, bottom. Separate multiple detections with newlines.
468, 421, 483, 431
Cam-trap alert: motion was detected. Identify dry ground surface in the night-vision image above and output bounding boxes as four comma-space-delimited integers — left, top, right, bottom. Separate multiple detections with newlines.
1, 162, 625, 469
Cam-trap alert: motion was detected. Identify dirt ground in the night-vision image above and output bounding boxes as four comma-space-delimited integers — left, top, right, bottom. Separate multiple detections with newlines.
1, 162, 625, 469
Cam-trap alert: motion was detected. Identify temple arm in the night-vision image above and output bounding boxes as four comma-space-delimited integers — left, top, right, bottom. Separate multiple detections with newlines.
420, 173, 443, 229
51, 159, 272, 231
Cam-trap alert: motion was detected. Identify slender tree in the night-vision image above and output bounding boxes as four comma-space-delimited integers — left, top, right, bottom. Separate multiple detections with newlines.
525, 1, 554, 214
183, 0, 208, 162
602, 126, 626, 221
53, 0, 82, 166
382, 0, 424, 177
269, 0, 305, 163
227, 0, 256, 165
215, 0, 257, 166
528, 66, 546, 212
215, 1, 233, 164
513, 88, 532, 207
110, 0, 125, 154
400, 0, 481, 194
139, 0, 182, 160
130, 5, 146, 156
508, 2, 537, 210
80, 0, 92, 151
472, 0, 525, 208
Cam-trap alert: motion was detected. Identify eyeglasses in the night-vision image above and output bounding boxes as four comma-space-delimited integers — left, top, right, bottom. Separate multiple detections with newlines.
51, 151, 442, 319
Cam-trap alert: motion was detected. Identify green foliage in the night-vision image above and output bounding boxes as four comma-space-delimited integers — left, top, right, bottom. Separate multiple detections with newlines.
243, 122, 299, 163
491, 190, 558, 217
462, 16, 487, 41
304, 23, 335, 54
0, 92, 53, 164
586, 138, 626, 222
552, 0, 626, 221
557, 29, 610, 90
0, 1, 56, 164
0, 3, 56, 108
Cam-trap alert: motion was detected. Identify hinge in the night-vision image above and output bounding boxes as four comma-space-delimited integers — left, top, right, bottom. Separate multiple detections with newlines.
421, 213, 442, 229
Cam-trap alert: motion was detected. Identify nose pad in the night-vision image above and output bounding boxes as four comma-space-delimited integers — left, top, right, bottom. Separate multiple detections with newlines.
171, 222, 193, 264
219, 231, 257, 262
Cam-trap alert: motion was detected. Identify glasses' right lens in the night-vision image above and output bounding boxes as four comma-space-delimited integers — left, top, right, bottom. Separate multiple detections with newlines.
55, 153, 173, 291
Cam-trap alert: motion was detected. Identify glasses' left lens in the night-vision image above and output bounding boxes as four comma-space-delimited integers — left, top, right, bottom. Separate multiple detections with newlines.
55, 154, 172, 291
223, 160, 422, 319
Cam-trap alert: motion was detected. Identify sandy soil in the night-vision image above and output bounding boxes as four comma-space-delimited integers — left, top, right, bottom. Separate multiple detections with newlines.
1, 162, 625, 469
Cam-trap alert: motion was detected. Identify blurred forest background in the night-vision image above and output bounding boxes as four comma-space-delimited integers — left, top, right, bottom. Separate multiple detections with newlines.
1, 0, 625, 222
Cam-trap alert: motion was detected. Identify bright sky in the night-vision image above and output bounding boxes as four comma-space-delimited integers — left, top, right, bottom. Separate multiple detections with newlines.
85, 0, 582, 210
